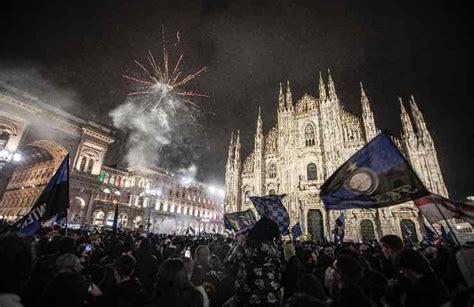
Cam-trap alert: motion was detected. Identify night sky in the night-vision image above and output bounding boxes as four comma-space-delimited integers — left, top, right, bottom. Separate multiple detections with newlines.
1, 0, 473, 199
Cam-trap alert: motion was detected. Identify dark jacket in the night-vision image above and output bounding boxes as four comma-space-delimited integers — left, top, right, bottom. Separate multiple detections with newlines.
147, 286, 203, 307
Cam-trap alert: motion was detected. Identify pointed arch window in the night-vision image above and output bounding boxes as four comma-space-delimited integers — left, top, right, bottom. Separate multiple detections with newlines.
304, 124, 316, 146
307, 163, 317, 181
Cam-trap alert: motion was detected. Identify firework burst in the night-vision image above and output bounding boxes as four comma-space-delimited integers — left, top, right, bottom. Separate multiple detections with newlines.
124, 27, 207, 112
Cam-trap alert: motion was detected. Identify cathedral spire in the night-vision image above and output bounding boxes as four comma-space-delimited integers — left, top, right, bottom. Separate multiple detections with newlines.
278, 82, 285, 112
409, 95, 429, 136
399, 97, 416, 139
256, 106, 263, 137
327, 69, 338, 101
227, 130, 235, 164
234, 130, 241, 165
360, 82, 377, 141
319, 71, 327, 101
286, 80, 293, 110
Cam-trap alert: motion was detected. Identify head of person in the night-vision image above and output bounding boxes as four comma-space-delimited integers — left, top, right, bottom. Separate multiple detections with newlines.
398, 249, 432, 283
322, 244, 335, 260
156, 258, 191, 290
208, 254, 222, 271
58, 236, 76, 255
138, 237, 152, 251
193, 245, 210, 266
333, 255, 363, 288
247, 217, 280, 243
56, 253, 84, 273
284, 241, 296, 261
0, 232, 36, 294
113, 254, 136, 283
380, 235, 404, 260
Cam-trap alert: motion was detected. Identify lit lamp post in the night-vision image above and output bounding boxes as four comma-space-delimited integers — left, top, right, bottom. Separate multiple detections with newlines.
145, 188, 161, 232
0, 149, 22, 172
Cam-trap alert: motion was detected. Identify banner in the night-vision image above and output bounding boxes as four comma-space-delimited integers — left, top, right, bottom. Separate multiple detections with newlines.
224, 209, 257, 235
414, 194, 474, 226
291, 222, 302, 238
250, 194, 290, 235
13, 154, 70, 235
320, 132, 428, 210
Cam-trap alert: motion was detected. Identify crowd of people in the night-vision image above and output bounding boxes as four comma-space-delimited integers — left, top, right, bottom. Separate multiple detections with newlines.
0, 217, 473, 307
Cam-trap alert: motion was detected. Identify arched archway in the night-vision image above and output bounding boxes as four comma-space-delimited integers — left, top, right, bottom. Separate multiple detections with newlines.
360, 219, 376, 241
307, 209, 324, 242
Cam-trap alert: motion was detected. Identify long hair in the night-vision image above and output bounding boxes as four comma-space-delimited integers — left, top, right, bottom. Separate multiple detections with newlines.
193, 245, 210, 267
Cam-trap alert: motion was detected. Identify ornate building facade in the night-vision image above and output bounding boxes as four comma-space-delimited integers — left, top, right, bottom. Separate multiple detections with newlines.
0, 82, 223, 233
225, 71, 449, 242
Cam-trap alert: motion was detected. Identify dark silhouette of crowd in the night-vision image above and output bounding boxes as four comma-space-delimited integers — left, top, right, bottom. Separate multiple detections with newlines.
0, 217, 473, 307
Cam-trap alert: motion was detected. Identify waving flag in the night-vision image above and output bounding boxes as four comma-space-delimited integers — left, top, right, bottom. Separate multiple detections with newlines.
13, 155, 70, 235
224, 210, 257, 235
291, 222, 303, 238
415, 194, 474, 226
250, 194, 290, 235
320, 132, 428, 210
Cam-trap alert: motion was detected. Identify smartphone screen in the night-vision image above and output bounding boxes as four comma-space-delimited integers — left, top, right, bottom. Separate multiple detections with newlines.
85, 244, 92, 252
184, 249, 191, 258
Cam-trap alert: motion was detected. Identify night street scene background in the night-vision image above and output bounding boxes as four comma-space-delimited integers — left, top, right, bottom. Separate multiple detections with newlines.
0, 1, 473, 307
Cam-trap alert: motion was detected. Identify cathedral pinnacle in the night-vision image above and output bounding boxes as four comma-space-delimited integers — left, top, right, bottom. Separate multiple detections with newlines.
327, 69, 338, 101
286, 80, 293, 110
399, 97, 415, 138
256, 106, 263, 135
319, 71, 327, 101
409, 94, 430, 139
278, 82, 285, 112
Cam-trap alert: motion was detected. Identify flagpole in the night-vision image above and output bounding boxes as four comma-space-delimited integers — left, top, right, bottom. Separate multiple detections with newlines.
432, 199, 462, 247
65, 208, 69, 236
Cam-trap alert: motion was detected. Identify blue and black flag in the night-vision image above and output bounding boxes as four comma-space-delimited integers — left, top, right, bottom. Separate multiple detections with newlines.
320, 132, 428, 210
13, 155, 70, 235
291, 222, 303, 238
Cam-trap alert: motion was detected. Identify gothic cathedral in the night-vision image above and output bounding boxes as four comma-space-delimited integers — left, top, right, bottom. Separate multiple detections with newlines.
224, 71, 448, 242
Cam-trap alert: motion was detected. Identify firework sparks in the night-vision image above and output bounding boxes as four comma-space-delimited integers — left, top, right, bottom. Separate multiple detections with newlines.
124, 27, 207, 112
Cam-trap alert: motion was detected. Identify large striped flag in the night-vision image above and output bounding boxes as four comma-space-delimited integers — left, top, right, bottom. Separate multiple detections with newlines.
250, 194, 290, 235
414, 194, 474, 226
12, 155, 70, 235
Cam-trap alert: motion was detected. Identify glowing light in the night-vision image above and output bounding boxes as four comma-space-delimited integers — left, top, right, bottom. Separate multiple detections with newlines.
12, 152, 22, 162
218, 189, 225, 197
180, 176, 193, 186
124, 25, 207, 113
208, 186, 216, 194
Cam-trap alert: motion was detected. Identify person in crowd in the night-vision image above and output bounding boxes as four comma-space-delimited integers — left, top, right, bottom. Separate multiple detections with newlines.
285, 273, 329, 307
107, 254, 146, 307
330, 255, 373, 307
226, 217, 282, 306
147, 258, 203, 307
132, 238, 159, 295
194, 245, 211, 273
0, 232, 36, 307
191, 264, 210, 307
282, 256, 305, 300
399, 249, 450, 307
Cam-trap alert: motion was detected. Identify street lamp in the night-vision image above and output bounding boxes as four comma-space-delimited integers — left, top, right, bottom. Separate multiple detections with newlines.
0, 149, 22, 171
145, 188, 162, 231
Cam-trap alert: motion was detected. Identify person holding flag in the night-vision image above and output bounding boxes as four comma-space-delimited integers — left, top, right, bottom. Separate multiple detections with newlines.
333, 212, 345, 244
11, 154, 70, 235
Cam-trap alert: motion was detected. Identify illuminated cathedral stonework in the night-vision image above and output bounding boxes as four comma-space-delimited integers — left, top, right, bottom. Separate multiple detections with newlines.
224, 71, 448, 242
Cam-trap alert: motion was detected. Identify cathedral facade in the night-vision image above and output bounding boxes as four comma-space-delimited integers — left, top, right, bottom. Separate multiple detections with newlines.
224, 71, 449, 242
